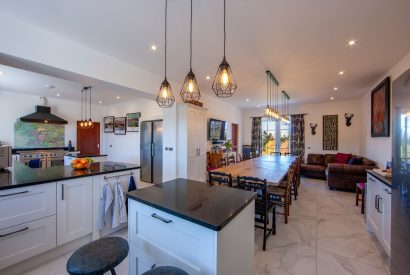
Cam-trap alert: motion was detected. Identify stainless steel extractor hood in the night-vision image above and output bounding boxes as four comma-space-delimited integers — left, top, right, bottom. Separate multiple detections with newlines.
19, 106, 68, 124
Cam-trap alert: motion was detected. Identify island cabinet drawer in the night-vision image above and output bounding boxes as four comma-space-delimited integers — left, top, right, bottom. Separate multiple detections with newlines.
0, 183, 57, 230
128, 200, 215, 274
0, 215, 56, 269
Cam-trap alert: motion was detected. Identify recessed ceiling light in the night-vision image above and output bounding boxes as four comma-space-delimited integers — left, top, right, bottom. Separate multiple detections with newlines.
338, 71, 344, 75
246, 98, 250, 102
206, 75, 210, 80
330, 97, 334, 100
347, 40, 357, 46
45, 84, 55, 89
150, 45, 157, 51
98, 100, 103, 104
116, 96, 120, 99
257, 105, 260, 108
0, 71, 3, 75
56, 93, 60, 97
333, 87, 338, 91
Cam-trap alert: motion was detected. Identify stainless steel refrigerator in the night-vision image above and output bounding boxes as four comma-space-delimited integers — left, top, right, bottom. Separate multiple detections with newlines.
140, 120, 163, 184
392, 68, 410, 275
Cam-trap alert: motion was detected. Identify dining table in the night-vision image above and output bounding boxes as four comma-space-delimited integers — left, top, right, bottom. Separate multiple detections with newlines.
213, 155, 296, 186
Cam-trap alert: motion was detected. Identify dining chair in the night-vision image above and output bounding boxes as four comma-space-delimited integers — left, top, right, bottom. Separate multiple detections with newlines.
208, 171, 233, 187
237, 176, 276, 251
267, 166, 295, 224
290, 156, 302, 200
227, 155, 236, 165
238, 154, 242, 162
219, 157, 227, 167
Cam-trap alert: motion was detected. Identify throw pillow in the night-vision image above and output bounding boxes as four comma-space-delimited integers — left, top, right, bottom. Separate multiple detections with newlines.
334, 153, 352, 164
348, 157, 363, 165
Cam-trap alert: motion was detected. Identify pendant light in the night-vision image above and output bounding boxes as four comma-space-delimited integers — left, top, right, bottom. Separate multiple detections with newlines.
212, 0, 237, 97
265, 71, 279, 120
156, 0, 175, 108
86, 86, 94, 127
180, 0, 200, 103
80, 88, 85, 127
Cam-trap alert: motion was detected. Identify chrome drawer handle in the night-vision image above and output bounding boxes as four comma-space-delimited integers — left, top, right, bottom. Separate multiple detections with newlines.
0, 190, 29, 198
151, 213, 172, 224
0, 227, 29, 238
384, 188, 391, 195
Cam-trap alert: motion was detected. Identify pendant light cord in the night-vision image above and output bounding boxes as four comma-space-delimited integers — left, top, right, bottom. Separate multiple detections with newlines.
81, 89, 83, 121
190, 0, 193, 69
165, 0, 168, 78
224, 0, 226, 57
89, 86, 92, 120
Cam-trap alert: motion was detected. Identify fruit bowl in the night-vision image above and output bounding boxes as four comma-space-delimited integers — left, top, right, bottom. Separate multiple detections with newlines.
71, 158, 92, 170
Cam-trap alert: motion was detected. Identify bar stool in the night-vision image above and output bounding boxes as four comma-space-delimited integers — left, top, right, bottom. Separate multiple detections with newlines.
66, 237, 128, 275
356, 182, 366, 214
142, 266, 188, 275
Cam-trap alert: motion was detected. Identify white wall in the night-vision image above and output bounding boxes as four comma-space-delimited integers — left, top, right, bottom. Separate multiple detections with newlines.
0, 90, 103, 148
242, 100, 361, 159
360, 52, 410, 167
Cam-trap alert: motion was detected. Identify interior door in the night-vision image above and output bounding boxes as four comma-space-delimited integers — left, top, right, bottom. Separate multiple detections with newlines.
76, 122, 100, 155
140, 121, 153, 183
152, 121, 163, 184
231, 123, 239, 158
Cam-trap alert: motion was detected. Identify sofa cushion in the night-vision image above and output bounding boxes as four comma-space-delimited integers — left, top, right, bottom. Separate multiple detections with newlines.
307, 154, 324, 165
324, 154, 337, 166
334, 153, 352, 164
348, 157, 363, 165
301, 164, 326, 172
362, 158, 376, 166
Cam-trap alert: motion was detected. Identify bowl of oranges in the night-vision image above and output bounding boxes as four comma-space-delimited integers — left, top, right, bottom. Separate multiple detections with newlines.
71, 158, 93, 170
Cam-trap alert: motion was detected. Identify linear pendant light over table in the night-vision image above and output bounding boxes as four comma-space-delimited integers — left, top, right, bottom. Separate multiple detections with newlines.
156, 0, 175, 108
180, 0, 201, 103
212, 0, 237, 97
265, 71, 279, 120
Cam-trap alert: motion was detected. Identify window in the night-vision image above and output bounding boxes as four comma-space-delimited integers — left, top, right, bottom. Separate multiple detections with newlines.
262, 117, 290, 155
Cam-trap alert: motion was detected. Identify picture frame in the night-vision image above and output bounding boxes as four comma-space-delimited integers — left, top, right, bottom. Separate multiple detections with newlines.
114, 117, 126, 135
126, 112, 141, 132
103, 116, 114, 133
323, 115, 338, 150
371, 77, 390, 137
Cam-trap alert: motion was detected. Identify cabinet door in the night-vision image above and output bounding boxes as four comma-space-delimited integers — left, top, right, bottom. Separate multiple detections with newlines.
195, 110, 207, 157
195, 157, 207, 182
187, 158, 197, 181
381, 187, 391, 255
57, 177, 93, 246
366, 176, 382, 236
187, 108, 198, 158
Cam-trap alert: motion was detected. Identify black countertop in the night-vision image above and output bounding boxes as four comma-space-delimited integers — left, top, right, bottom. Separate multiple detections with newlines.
127, 178, 257, 231
367, 170, 392, 187
0, 161, 140, 191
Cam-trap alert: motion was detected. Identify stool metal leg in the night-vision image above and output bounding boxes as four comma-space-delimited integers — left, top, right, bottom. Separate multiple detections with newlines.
111, 268, 116, 275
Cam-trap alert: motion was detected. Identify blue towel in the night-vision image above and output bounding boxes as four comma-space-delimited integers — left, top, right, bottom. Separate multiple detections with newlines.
28, 159, 41, 168
128, 176, 137, 192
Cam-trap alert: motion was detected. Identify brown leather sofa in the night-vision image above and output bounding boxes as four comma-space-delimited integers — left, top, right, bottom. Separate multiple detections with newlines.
301, 153, 377, 191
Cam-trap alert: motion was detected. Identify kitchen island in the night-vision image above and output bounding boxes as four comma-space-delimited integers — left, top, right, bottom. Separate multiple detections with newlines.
127, 178, 256, 275
0, 161, 145, 274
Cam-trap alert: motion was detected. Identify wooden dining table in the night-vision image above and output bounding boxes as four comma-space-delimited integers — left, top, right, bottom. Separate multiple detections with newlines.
213, 155, 296, 186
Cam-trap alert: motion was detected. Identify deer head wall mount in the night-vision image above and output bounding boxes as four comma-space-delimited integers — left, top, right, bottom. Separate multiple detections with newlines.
310, 123, 318, 135
344, 113, 354, 127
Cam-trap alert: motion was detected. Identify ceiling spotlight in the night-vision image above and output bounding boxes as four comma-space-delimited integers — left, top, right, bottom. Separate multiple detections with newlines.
206, 75, 210, 80
348, 40, 357, 46
150, 45, 157, 51
45, 84, 55, 89
56, 93, 60, 97
338, 71, 344, 75
0, 71, 3, 75
246, 98, 250, 102
116, 96, 120, 99
331, 97, 334, 100
257, 105, 260, 108
333, 87, 338, 91
98, 100, 103, 104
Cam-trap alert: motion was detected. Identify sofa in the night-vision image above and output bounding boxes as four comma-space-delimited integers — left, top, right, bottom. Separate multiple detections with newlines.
301, 153, 377, 191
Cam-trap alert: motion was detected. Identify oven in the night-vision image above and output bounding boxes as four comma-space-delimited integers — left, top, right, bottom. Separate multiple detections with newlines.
19, 150, 65, 168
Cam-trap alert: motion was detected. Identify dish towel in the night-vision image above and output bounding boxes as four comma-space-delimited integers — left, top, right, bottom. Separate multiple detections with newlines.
128, 175, 137, 192
96, 181, 114, 230
112, 179, 127, 228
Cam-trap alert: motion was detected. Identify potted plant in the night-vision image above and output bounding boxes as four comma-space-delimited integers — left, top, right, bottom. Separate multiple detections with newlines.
224, 139, 233, 152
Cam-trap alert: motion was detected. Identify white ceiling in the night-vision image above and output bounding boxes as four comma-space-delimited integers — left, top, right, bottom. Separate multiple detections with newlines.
0, 64, 149, 105
1, 0, 410, 108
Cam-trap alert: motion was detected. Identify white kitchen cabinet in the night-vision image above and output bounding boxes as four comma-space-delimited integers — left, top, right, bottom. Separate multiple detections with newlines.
177, 104, 208, 181
57, 177, 93, 246
366, 173, 391, 256
0, 215, 56, 269
0, 183, 56, 230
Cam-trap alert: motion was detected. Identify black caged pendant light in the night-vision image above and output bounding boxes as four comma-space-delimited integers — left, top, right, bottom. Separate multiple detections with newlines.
156, 0, 175, 108
212, 0, 237, 98
180, 0, 201, 103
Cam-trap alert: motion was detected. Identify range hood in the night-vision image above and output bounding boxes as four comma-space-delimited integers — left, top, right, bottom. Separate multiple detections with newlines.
20, 106, 68, 124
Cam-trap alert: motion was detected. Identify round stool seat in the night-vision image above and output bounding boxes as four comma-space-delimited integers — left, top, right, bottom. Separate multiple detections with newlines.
67, 237, 128, 275
142, 266, 188, 275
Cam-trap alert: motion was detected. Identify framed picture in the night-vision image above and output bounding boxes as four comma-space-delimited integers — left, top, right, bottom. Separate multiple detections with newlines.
103, 116, 114, 133
371, 77, 390, 137
126, 112, 141, 132
114, 117, 126, 135
323, 115, 338, 150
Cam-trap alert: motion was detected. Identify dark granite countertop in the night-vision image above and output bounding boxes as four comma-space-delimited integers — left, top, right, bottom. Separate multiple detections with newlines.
127, 178, 257, 231
367, 170, 392, 187
0, 161, 140, 191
